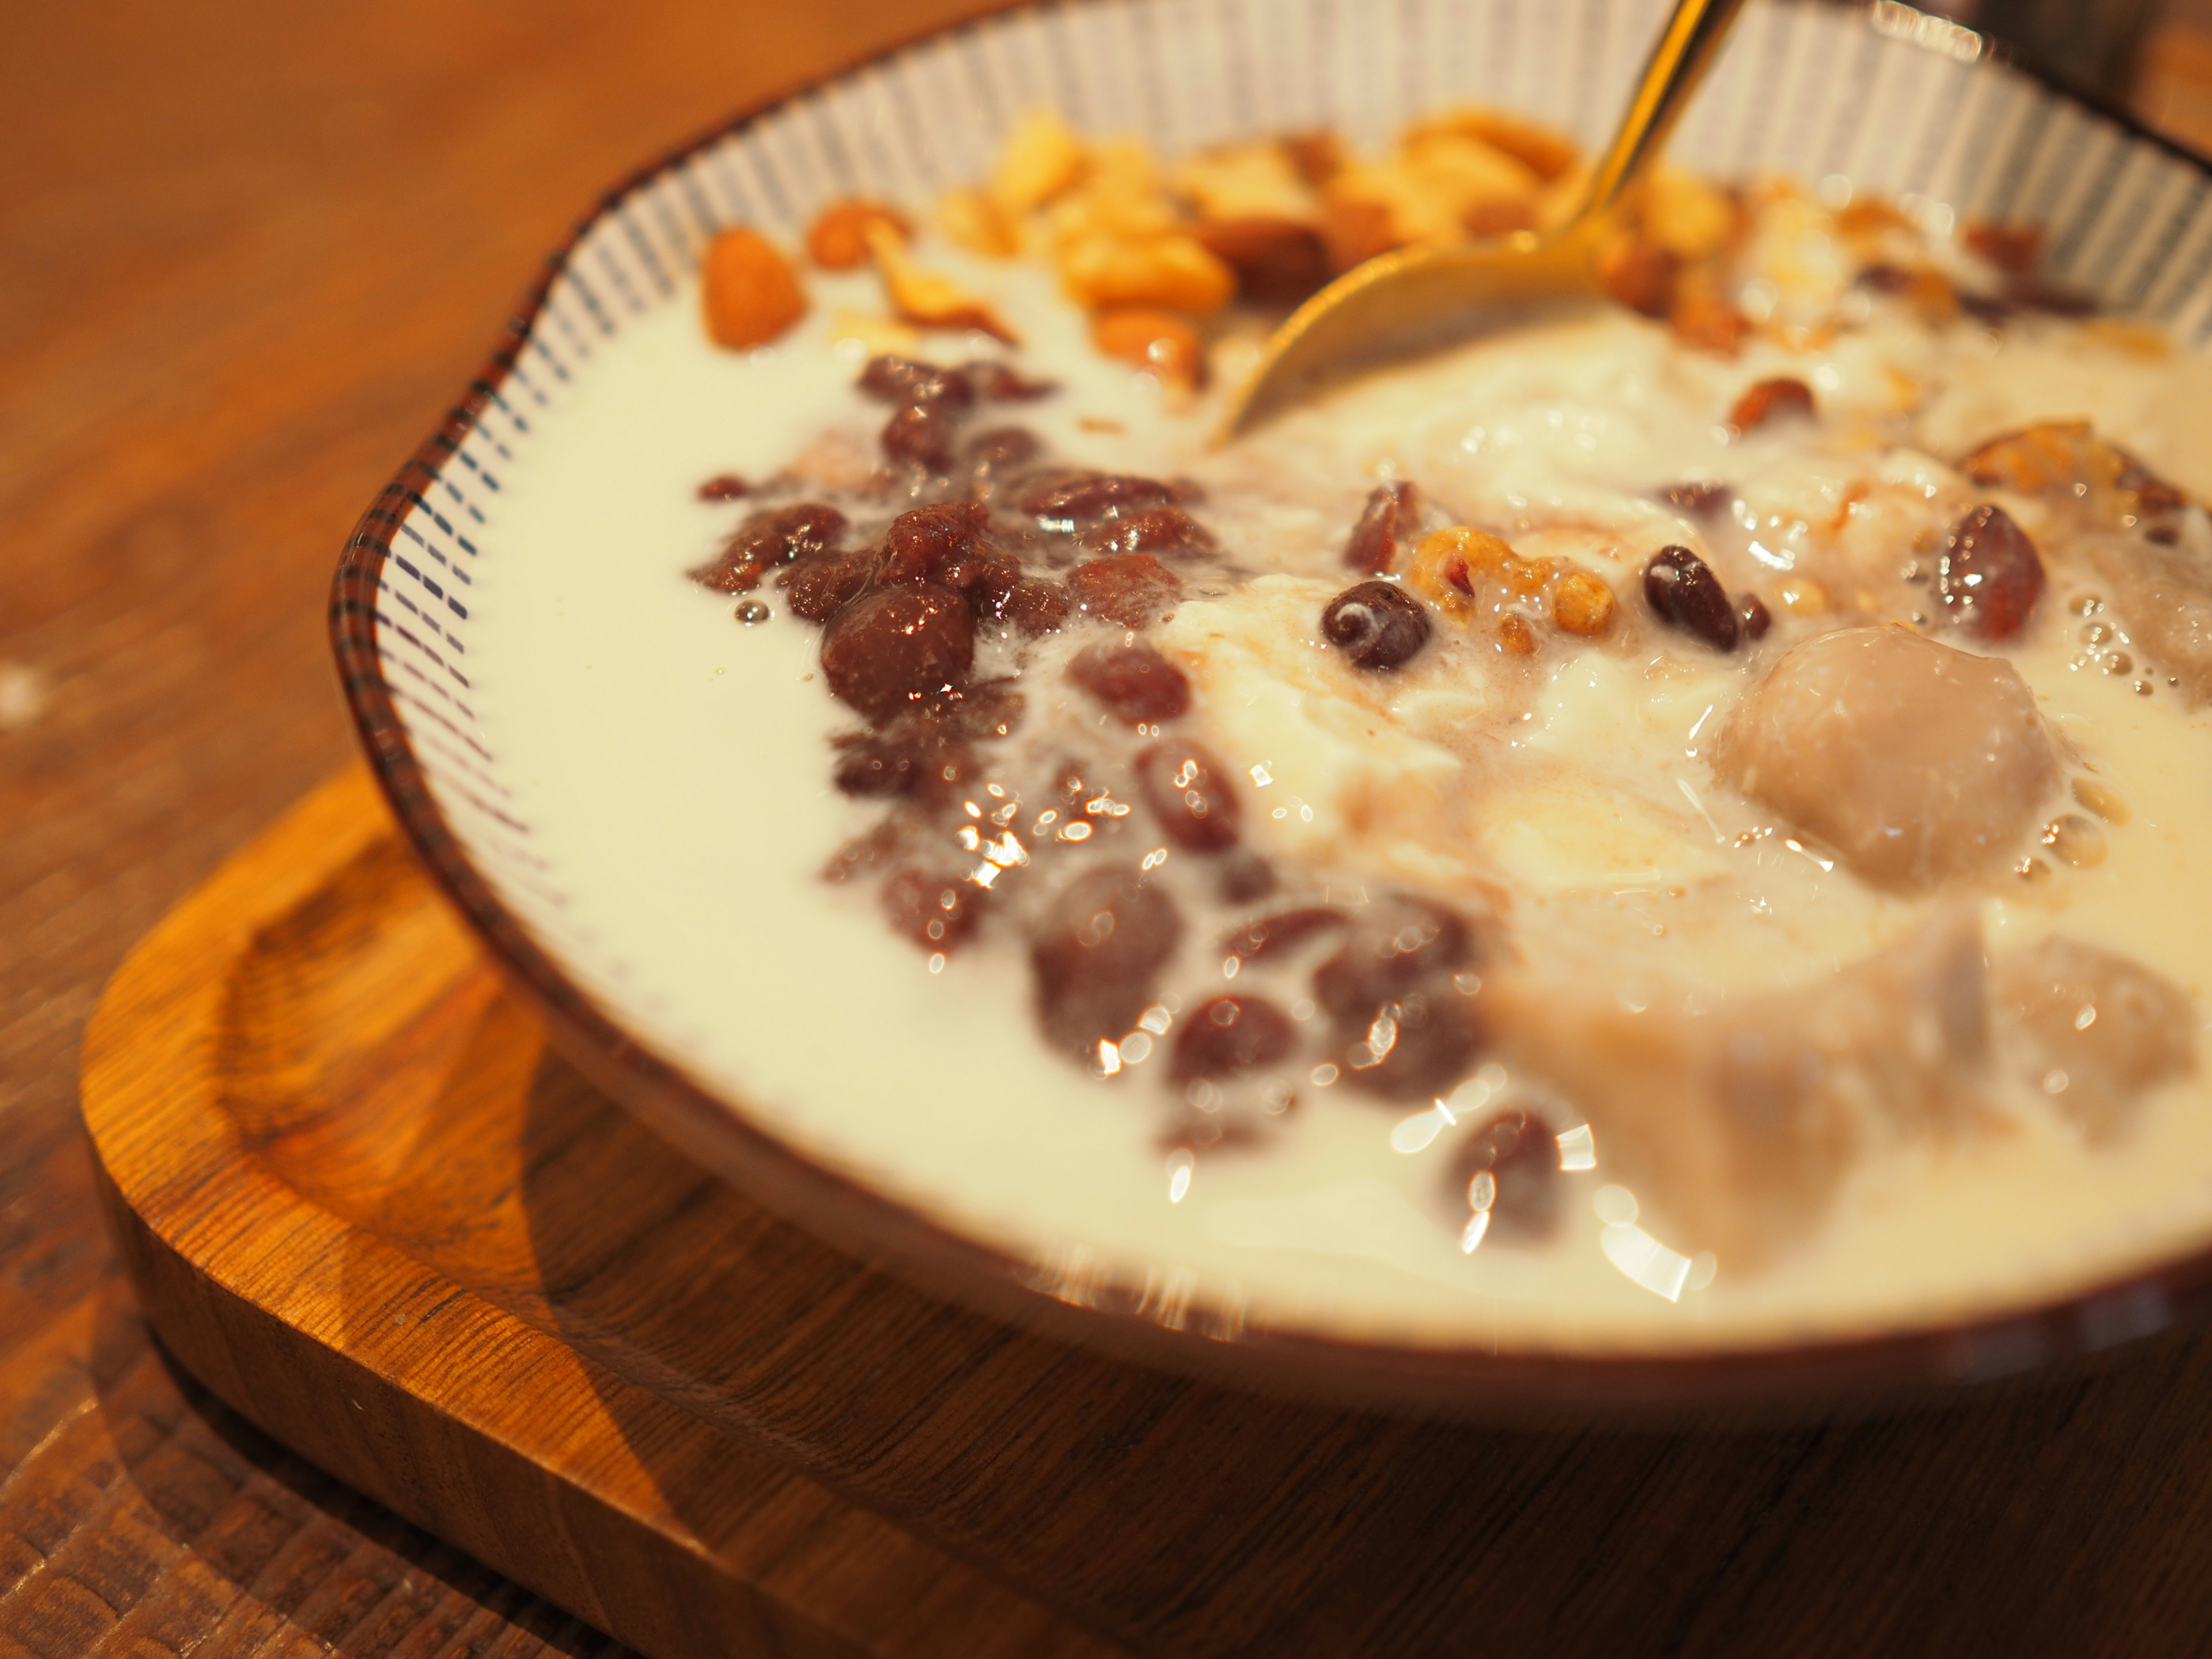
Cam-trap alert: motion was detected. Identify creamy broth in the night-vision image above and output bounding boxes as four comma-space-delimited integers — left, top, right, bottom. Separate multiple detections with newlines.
468, 188, 2212, 1353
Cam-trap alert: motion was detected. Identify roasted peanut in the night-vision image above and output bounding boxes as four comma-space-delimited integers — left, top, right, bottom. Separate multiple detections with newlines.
1552, 569, 1617, 635
1405, 106, 1580, 184
1060, 232, 1235, 315
806, 199, 911, 270
935, 186, 1020, 257
702, 227, 806, 349
989, 107, 1086, 215
1729, 377, 1816, 434
1173, 142, 1317, 222
1091, 306, 1205, 389
866, 222, 1016, 342
1192, 216, 1331, 304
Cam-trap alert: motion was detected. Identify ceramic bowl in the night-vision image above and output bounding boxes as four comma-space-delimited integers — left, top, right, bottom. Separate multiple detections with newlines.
333, 0, 2212, 1414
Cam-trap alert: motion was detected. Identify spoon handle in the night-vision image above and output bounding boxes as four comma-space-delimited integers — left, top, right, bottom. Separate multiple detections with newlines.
1575, 0, 1751, 224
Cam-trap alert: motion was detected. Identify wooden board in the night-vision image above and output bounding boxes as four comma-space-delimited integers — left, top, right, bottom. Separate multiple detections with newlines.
77, 767, 2212, 1659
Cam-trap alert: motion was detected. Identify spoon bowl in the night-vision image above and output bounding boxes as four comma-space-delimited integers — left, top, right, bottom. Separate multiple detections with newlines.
1219, 0, 1748, 439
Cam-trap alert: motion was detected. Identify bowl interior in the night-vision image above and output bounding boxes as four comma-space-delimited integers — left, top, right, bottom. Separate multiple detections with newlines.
334, 0, 2212, 1406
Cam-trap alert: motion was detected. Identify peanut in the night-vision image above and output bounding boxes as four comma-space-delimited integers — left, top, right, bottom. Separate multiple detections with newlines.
702, 227, 806, 350
1320, 199, 1399, 273
1497, 615, 1538, 656
1173, 142, 1317, 222
1642, 168, 1735, 260
1060, 232, 1234, 315
1406, 106, 1580, 184
1090, 306, 1205, 389
989, 107, 1086, 216
935, 187, 1020, 257
866, 222, 1016, 343
1552, 570, 1617, 635
1192, 216, 1330, 304
806, 199, 911, 270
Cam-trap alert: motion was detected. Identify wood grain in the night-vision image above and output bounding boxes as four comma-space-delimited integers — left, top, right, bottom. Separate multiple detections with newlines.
17, 2, 2212, 1654
0, 4, 1001, 1653
69, 764, 2212, 1659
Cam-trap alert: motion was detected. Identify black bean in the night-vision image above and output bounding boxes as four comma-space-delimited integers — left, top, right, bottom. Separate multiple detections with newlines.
1321, 580, 1431, 671
1643, 546, 1739, 652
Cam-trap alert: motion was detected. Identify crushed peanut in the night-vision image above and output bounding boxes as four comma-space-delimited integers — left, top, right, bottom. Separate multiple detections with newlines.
865, 222, 1017, 342
1552, 569, 1618, 635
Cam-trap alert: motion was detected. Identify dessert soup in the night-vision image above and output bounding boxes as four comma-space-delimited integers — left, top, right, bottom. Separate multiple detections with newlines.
467, 111, 2212, 1351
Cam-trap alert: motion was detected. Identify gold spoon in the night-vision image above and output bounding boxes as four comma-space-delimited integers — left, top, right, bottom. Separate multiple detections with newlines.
1219, 0, 1750, 440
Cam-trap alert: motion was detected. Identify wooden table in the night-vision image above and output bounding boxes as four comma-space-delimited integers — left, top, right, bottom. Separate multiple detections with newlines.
12, 5, 2212, 1655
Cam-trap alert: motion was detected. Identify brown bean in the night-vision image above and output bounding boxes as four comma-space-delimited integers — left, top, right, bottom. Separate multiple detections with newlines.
1066, 639, 1190, 725
1937, 503, 2046, 641
1069, 552, 1184, 628
1135, 739, 1241, 852
1031, 866, 1184, 1055
880, 868, 984, 952
1171, 995, 1297, 1081
820, 582, 974, 719
1343, 482, 1421, 575
1448, 1109, 1559, 1243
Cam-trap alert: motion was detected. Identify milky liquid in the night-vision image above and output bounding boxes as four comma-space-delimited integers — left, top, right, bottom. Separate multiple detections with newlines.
467, 253, 2212, 1354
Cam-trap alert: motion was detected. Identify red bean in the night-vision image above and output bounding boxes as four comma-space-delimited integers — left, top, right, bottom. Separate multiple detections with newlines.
856, 355, 938, 402
1937, 503, 2045, 641
820, 582, 974, 719
957, 359, 1058, 400
1015, 469, 1177, 529
878, 501, 990, 586
1340, 987, 1479, 1100
1135, 739, 1240, 852
1171, 995, 1296, 1081
1031, 865, 1184, 1054
1343, 481, 1421, 575
831, 725, 963, 799
1739, 592, 1772, 640
1067, 639, 1190, 725
1447, 1109, 1559, 1243
1078, 505, 1217, 560
880, 869, 984, 952
965, 425, 1044, 493
1224, 905, 1347, 961
1321, 580, 1431, 670
689, 502, 849, 592
1659, 480, 1730, 517
987, 575, 1070, 635
696, 473, 749, 502
1312, 896, 1474, 1022
1643, 545, 1740, 652
1069, 552, 1184, 627
1217, 851, 1277, 903
778, 551, 872, 622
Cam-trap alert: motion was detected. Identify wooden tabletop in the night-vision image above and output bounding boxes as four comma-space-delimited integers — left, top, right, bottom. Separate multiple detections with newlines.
12, 5, 2212, 1656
